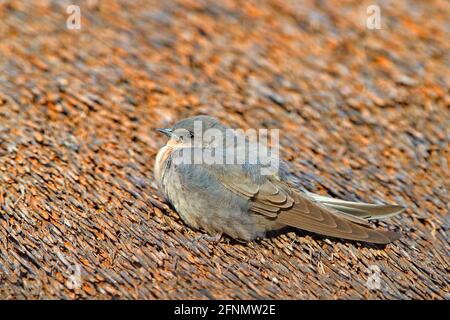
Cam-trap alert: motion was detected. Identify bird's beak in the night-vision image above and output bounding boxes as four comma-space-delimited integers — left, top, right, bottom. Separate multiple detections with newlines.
156, 128, 172, 137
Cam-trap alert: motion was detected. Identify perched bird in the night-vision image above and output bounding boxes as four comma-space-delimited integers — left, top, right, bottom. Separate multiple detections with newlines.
154, 115, 404, 244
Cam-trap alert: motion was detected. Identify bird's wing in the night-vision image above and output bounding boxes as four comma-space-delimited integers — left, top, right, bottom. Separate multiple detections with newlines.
216, 168, 400, 244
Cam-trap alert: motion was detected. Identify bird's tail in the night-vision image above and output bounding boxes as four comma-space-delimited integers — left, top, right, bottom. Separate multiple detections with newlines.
305, 192, 405, 221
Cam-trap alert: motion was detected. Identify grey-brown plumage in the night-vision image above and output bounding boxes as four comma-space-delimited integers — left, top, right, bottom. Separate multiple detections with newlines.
154, 115, 404, 244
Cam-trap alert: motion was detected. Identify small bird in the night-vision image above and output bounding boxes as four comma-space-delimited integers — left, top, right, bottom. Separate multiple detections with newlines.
154, 115, 404, 244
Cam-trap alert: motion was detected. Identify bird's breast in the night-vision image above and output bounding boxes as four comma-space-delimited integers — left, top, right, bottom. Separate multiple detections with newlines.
154, 145, 174, 185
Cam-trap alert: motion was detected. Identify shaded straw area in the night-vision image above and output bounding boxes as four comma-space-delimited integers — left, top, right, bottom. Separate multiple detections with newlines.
0, 0, 448, 299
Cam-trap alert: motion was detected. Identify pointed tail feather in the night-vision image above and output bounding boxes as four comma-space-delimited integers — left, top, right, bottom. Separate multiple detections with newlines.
305, 192, 406, 220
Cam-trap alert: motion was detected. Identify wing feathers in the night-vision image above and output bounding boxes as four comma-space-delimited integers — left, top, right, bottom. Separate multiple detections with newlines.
216, 168, 401, 244
277, 208, 398, 244
279, 192, 400, 244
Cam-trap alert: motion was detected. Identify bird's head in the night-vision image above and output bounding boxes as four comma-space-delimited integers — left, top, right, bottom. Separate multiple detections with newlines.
156, 115, 228, 148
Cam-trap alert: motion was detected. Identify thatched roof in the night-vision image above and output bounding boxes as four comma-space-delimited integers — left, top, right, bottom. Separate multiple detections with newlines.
0, 0, 447, 299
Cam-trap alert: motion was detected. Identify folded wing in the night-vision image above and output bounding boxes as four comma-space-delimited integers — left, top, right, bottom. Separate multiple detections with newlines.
217, 168, 401, 244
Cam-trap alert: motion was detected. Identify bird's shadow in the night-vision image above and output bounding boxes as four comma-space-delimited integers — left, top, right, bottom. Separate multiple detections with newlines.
252, 226, 392, 250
